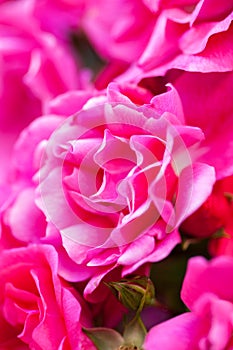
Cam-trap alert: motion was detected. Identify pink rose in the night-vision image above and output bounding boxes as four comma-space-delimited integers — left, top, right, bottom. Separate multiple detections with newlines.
37, 83, 215, 289
117, 0, 233, 82
80, 1, 233, 88
0, 244, 96, 349
144, 256, 233, 350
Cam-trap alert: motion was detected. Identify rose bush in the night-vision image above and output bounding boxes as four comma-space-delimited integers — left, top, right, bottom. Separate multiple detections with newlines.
0, 1, 232, 348
0, 244, 96, 349
144, 256, 233, 350
0, 0, 232, 348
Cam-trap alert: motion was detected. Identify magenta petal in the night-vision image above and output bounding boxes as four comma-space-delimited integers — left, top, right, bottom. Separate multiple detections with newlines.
47, 90, 94, 116
150, 84, 184, 123
193, 293, 233, 350
144, 313, 199, 350
191, 0, 233, 23
5, 188, 46, 242
181, 256, 233, 310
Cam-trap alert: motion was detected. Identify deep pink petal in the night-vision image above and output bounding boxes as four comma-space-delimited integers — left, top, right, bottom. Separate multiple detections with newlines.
181, 256, 233, 309
144, 313, 199, 350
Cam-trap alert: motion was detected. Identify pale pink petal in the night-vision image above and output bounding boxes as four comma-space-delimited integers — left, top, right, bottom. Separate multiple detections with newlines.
150, 84, 184, 123
118, 235, 155, 265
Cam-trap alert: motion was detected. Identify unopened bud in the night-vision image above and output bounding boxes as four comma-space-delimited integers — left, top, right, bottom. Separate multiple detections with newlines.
107, 276, 155, 312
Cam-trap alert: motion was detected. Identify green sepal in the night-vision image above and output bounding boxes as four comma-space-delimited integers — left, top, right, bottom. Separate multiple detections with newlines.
224, 192, 233, 202
123, 316, 147, 348
212, 228, 231, 239
107, 276, 155, 313
82, 327, 124, 350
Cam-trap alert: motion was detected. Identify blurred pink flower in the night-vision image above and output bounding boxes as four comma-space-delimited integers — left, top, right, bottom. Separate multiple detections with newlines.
144, 256, 233, 350
81, 0, 155, 63
29, 0, 85, 40
117, 0, 233, 81
0, 0, 88, 182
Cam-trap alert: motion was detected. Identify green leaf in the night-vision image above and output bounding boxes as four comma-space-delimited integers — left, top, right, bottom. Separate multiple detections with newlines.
83, 327, 124, 350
